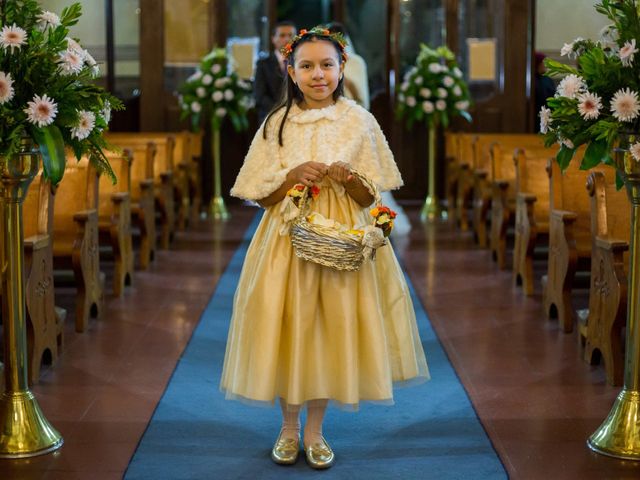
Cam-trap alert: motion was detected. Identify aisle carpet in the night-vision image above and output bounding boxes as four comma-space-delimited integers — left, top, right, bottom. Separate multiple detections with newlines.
125, 214, 507, 479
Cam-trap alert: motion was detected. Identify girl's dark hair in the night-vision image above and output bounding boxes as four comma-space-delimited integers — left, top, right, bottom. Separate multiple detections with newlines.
262, 32, 345, 146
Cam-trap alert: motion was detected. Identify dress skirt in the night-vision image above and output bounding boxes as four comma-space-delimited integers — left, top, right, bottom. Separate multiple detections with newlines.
220, 179, 429, 410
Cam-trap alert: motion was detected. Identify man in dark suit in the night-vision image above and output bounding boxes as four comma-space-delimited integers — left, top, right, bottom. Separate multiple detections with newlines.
254, 21, 296, 124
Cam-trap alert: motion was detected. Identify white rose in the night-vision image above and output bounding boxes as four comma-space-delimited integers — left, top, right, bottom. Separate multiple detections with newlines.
436, 100, 447, 111
419, 88, 431, 98
191, 101, 201, 113
196, 87, 206, 98
202, 74, 213, 85
224, 89, 234, 101
413, 76, 423, 85
214, 78, 226, 88
405, 96, 416, 107
215, 107, 227, 117
212, 90, 224, 102
401, 81, 409, 92
443, 76, 454, 87
455, 100, 469, 110
422, 101, 434, 113
453, 85, 462, 96
437, 88, 448, 98
453, 67, 463, 78
428, 63, 440, 74
211, 64, 222, 74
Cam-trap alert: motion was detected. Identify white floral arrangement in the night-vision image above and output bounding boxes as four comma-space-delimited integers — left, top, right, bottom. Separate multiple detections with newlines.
0, 1, 122, 184
540, 0, 640, 175
396, 44, 471, 128
178, 48, 253, 132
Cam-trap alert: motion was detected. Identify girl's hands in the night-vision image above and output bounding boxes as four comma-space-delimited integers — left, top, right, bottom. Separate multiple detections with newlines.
327, 161, 357, 187
287, 161, 327, 187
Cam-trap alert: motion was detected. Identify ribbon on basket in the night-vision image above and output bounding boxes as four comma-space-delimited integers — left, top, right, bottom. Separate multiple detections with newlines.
279, 170, 397, 271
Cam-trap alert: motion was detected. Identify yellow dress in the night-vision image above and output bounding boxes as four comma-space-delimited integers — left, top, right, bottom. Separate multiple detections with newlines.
220, 98, 429, 410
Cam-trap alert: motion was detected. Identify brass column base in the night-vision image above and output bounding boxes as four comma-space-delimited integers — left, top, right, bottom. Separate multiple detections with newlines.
588, 390, 640, 460
209, 196, 230, 221
420, 196, 442, 222
0, 391, 63, 458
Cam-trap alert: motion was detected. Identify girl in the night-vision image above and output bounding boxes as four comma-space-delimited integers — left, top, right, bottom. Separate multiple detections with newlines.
221, 26, 429, 470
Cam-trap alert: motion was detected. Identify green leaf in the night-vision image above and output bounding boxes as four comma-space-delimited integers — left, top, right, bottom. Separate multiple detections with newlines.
31, 125, 66, 185
581, 139, 608, 169
556, 145, 576, 172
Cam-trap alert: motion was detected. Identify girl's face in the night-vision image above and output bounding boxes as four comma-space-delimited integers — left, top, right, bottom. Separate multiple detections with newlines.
288, 39, 344, 109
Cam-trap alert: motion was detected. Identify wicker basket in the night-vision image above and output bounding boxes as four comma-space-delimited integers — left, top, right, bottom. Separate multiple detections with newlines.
289, 171, 385, 272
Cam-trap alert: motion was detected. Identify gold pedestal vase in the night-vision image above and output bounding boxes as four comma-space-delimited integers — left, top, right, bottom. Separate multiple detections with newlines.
588, 133, 640, 460
0, 139, 63, 458
420, 122, 441, 222
209, 124, 229, 221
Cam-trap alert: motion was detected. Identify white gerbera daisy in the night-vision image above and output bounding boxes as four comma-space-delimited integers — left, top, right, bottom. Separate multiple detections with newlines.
191, 101, 201, 113
212, 91, 224, 102
414, 76, 423, 85
443, 76, 454, 87
428, 63, 440, 74
211, 64, 222, 74
196, 87, 206, 98
611, 88, 640, 122
0, 72, 14, 104
539, 106, 551, 134
455, 100, 469, 111
59, 49, 85, 75
556, 74, 585, 99
630, 142, 640, 162
405, 96, 416, 107
560, 42, 574, 57
422, 101, 434, 113
619, 39, 638, 67
452, 85, 462, 96
215, 107, 226, 117
437, 88, 448, 98
0, 24, 27, 53
419, 88, 431, 98
435, 100, 447, 111
577, 92, 602, 120
24, 94, 58, 127
66, 37, 83, 53
202, 74, 213, 85
37, 11, 61, 30
224, 89, 234, 101
71, 110, 96, 140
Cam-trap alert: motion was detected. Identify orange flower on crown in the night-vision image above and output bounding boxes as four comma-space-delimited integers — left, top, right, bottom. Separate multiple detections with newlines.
310, 185, 320, 198
299, 29, 308, 36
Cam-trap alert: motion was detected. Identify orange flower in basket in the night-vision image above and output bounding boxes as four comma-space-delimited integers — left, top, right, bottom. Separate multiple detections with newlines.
370, 207, 379, 217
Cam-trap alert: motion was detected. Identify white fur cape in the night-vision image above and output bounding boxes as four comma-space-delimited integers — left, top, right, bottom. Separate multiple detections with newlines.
230, 97, 403, 202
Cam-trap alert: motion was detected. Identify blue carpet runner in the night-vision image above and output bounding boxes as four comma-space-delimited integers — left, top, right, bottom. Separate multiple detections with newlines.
125, 214, 507, 479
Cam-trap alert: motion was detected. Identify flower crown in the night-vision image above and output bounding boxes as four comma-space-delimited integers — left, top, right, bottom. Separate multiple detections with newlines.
280, 26, 348, 63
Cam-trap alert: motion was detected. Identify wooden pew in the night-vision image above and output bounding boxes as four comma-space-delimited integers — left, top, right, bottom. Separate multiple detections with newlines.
188, 131, 203, 223
172, 131, 192, 230
472, 134, 544, 248
52, 156, 104, 333
583, 170, 630, 386
111, 142, 157, 270
489, 137, 550, 269
452, 133, 477, 230
99, 150, 134, 296
512, 145, 557, 295
542, 156, 612, 332
106, 133, 176, 250
21, 172, 64, 383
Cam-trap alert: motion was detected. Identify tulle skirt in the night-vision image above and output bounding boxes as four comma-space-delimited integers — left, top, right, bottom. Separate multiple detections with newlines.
220, 180, 429, 410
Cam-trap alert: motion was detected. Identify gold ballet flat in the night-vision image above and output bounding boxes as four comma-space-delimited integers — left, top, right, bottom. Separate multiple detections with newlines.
271, 431, 300, 465
304, 437, 335, 469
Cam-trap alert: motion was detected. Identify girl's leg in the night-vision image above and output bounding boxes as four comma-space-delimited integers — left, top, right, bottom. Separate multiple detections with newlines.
303, 399, 328, 447
279, 398, 301, 440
